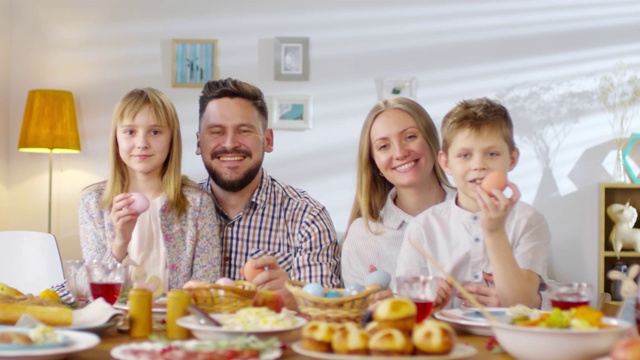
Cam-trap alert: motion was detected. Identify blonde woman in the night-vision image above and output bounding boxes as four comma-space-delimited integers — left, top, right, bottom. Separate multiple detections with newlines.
80, 87, 221, 290
341, 97, 453, 306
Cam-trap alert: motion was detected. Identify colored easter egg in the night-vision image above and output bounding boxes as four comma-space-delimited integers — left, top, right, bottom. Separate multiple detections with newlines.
344, 284, 365, 296
481, 171, 508, 193
302, 283, 325, 298
325, 290, 342, 298
215, 277, 236, 286
243, 259, 265, 282
129, 192, 150, 214
364, 270, 391, 290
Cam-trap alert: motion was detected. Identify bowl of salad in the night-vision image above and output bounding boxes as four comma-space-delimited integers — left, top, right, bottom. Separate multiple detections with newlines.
491, 306, 634, 360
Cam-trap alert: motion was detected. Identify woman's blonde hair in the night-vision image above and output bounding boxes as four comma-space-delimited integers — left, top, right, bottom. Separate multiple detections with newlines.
347, 97, 451, 233
101, 87, 189, 217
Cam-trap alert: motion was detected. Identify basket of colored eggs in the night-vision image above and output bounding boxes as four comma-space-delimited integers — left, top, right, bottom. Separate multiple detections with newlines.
186, 279, 257, 314
285, 270, 391, 323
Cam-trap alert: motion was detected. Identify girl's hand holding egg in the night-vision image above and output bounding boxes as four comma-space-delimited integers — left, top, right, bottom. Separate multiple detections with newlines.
129, 193, 150, 214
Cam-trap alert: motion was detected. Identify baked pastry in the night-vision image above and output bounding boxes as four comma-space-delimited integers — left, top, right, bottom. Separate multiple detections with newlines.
301, 320, 335, 352
412, 319, 455, 355
0, 331, 33, 345
331, 323, 369, 355
364, 320, 381, 336
373, 297, 417, 334
368, 327, 413, 356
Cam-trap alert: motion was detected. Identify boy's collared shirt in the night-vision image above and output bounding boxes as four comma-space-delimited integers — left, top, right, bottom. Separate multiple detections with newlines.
342, 186, 455, 291
396, 192, 550, 309
199, 169, 341, 288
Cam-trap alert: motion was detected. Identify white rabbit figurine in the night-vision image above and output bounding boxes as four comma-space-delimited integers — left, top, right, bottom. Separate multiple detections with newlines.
607, 202, 640, 258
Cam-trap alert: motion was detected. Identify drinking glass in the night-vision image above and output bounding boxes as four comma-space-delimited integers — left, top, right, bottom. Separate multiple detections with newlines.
85, 261, 126, 305
548, 281, 592, 310
62, 259, 91, 305
396, 275, 438, 323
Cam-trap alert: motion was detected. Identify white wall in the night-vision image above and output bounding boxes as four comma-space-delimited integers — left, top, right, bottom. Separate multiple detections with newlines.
4, 0, 640, 291
0, 0, 10, 229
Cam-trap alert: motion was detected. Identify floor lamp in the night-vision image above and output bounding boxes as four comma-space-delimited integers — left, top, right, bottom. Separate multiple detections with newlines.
18, 90, 81, 234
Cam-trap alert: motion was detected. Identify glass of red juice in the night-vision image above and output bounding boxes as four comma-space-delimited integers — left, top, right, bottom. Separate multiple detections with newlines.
548, 281, 592, 310
395, 275, 438, 323
85, 261, 126, 305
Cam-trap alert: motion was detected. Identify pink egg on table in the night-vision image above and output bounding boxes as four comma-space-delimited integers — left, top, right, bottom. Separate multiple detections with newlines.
215, 277, 236, 286
129, 192, 150, 214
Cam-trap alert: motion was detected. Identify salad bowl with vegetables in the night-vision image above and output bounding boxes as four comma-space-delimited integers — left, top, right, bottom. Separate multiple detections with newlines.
491, 306, 633, 360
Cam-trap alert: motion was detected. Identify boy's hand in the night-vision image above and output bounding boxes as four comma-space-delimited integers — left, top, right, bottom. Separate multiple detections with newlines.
459, 274, 501, 307
476, 181, 521, 233
434, 277, 453, 311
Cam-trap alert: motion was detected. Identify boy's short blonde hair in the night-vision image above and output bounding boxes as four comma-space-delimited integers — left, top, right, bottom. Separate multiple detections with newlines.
441, 97, 516, 153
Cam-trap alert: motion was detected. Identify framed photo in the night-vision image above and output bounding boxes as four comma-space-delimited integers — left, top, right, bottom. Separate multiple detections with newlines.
269, 95, 312, 130
274, 37, 309, 81
376, 77, 417, 100
172, 39, 219, 88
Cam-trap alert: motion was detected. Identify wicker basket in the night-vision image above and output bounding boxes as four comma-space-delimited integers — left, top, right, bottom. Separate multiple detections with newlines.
285, 280, 380, 323
186, 280, 257, 313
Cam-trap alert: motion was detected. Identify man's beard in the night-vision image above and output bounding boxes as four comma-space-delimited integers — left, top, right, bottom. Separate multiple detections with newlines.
204, 151, 263, 192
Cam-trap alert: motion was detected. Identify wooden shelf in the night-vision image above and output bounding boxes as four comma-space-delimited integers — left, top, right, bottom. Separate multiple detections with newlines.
599, 183, 640, 299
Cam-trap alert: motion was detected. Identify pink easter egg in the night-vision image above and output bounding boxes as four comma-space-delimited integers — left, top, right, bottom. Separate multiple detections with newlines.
129, 193, 150, 214
215, 277, 236, 286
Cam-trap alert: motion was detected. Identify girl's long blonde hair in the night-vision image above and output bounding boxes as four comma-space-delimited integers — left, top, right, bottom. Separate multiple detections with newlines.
101, 87, 189, 217
347, 97, 451, 233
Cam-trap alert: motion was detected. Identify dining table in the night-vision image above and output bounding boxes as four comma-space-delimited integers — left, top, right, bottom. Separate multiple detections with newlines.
65, 326, 515, 359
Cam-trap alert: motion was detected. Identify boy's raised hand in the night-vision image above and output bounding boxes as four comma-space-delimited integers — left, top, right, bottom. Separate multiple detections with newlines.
476, 181, 521, 233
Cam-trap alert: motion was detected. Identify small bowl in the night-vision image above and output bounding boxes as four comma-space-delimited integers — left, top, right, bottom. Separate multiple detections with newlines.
491, 316, 633, 360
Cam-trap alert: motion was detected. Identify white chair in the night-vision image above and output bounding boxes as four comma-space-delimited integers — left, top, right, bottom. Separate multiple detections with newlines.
0, 231, 65, 295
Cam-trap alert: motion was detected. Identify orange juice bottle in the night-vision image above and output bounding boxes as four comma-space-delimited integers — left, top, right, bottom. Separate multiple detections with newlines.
166, 289, 191, 339
128, 288, 152, 337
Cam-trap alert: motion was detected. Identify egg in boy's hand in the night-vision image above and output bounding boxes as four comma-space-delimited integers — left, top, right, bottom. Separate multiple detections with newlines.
481, 171, 508, 194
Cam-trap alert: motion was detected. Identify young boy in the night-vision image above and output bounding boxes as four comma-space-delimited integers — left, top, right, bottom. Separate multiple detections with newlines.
395, 98, 550, 309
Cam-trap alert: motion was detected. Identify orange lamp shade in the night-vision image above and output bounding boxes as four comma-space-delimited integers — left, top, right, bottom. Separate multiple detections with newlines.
18, 89, 81, 153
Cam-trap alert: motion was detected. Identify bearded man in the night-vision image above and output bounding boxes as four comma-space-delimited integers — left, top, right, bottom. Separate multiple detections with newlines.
195, 78, 341, 309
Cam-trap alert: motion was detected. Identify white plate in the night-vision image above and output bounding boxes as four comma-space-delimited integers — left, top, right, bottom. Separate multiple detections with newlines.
110, 339, 282, 360
291, 341, 478, 360
113, 301, 166, 314
176, 314, 306, 343
59, 316, 122, 334
0, 329, 100, 360
434, 307, 508, 336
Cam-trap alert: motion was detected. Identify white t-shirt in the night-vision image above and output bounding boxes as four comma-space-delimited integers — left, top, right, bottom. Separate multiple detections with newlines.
128, 194, 168, 291
341, 187, 455, 290
396, 193, 550, 309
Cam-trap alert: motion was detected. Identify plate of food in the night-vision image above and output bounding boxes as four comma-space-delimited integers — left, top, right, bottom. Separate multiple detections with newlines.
434, 307, 507, 336
0, 327, 100, 359
0, 326, 67, 350
59, 314, 123, 334
291, 341, 478, 360
110, 336, 282, 360
176, 307, 306, 343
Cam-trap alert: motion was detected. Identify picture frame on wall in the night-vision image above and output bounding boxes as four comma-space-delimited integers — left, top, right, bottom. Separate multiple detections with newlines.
274, 37, 309, 81
172, 39, 219, 88
269, 95, 312, 130
376, 77, 417, 100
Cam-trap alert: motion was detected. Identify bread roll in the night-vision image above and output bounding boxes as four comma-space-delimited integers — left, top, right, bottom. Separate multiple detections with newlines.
0, 303, 72, 327
331, 322, 369, 355
301, 320, 335, 352
412, 319, 455, 355
368, 327, 413, 356
373, 297, 416, 334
